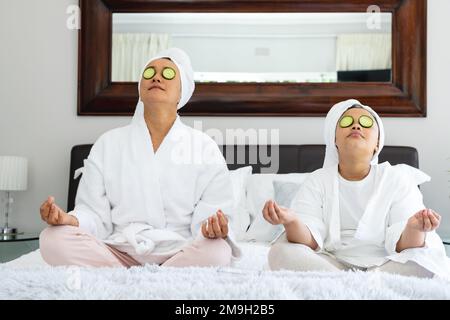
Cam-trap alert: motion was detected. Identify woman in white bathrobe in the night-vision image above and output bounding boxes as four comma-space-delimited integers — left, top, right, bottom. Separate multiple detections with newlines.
38, 48, 240, 268
264, 99, 450, 279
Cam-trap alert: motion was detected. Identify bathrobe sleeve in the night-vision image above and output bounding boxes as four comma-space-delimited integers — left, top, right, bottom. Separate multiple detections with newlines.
189, 142, 241, 257
384, 182, 426, 255
190, 159, 234, 238
69, 135, 113, 239
291, 175, 327, 250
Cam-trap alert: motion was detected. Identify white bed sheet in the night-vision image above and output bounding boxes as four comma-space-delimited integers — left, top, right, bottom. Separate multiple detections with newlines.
3, 241, 450, 299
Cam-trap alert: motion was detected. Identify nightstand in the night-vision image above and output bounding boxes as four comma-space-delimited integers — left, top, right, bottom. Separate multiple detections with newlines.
0, 233, 39, 263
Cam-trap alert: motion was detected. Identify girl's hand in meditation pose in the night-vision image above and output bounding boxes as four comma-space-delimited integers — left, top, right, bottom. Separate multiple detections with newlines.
40, 196, 79, 227
262, 199, 318, 250
407, 209, 441, 232
202, 210, 229, 239
262, 200, 297, 226
397, 208, 441, 252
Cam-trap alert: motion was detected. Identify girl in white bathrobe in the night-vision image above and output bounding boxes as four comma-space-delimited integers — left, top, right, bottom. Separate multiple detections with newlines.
38, 48, 240, 268
263, 99, 450, 279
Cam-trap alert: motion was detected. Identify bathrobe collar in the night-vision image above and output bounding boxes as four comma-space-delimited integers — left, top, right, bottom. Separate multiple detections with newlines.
134, 114, 184, 157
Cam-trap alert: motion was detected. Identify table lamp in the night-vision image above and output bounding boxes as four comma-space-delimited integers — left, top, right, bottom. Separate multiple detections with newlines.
0, 156, 28, 235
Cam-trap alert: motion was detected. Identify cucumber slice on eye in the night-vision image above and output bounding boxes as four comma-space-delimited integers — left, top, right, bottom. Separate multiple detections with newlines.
143, 67, 155, 80
162, 67, 176, 80
339, 116, 354, 128
359, 115, 374, 128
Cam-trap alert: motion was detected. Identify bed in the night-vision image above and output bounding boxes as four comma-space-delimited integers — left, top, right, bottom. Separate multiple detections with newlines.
2, 144, 450, 300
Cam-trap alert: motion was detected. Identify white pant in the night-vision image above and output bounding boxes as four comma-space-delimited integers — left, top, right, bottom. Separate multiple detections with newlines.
269, 234, 434, 278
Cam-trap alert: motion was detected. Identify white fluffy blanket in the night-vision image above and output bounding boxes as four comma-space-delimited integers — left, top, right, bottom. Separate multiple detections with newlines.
1, 243, 450, 300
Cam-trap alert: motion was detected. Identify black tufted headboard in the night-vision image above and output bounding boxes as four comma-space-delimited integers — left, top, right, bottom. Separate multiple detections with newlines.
67, 144, 418, 212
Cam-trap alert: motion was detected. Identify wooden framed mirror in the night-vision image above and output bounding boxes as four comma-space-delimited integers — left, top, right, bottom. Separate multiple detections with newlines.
78, 0, 426, 117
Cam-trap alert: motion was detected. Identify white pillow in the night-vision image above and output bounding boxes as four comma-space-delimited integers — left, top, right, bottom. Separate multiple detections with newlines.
243, 173, 309, 242
228, 166, 253, 240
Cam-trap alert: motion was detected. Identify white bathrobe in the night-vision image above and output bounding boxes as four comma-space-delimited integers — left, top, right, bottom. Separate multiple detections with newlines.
292, 162, 450, 279
70, 115, 241, 259
292, 98, 450, 279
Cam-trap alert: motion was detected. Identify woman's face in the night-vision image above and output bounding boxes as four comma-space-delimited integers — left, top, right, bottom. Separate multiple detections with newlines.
139, 58, 181, 108
335, 107, 379, 162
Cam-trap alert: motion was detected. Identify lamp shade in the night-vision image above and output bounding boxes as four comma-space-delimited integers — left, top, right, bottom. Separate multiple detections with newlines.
0, 156, 28, 191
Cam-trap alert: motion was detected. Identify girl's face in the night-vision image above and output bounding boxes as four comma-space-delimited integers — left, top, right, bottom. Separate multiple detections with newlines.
335, 107, 379, 161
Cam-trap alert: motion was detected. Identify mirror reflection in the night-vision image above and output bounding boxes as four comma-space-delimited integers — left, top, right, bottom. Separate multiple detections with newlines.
112, 12, 392, 83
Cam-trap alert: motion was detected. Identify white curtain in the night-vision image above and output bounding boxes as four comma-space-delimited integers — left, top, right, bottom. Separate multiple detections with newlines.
336, 33, 391, 71
112, 33, 171, 82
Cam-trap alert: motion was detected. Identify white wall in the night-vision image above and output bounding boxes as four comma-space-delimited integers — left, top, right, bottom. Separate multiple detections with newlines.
1, 0, 449, 238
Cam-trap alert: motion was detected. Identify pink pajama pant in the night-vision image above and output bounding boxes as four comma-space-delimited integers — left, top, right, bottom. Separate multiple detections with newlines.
39, 225, 232, 268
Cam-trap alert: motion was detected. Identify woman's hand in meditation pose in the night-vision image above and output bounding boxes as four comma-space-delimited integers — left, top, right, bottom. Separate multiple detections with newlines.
202, 210, 229, 239
262, 200, 297, 226
407, 209, 441, 232
40, 196, 79, 226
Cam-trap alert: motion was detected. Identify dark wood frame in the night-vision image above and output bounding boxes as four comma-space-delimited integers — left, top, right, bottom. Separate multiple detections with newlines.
78, 0, 426, 117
